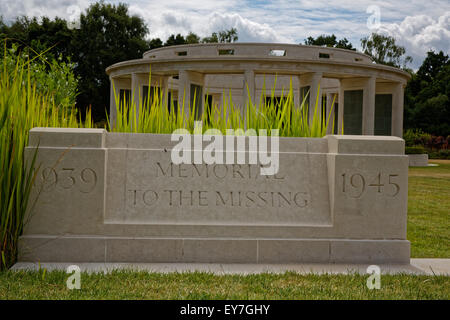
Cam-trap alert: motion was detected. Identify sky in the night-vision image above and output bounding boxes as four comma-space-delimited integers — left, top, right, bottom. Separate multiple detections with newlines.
1, 0, 449, 69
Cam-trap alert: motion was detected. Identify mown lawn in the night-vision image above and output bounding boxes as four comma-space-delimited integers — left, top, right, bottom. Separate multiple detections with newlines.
0, 159, 448, 300
0, 270, 448, 299
408, 160, 450, 258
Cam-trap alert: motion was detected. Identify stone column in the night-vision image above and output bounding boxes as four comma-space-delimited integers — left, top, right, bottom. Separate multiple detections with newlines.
338, 80, 344, 135
392, 82, 404, 138
160, 76, 169, 110
243, 70, 255, 107
178, 70, 190, 115
326, 92, 336, 134
309, 72, 322, 122
109, 77, 117, 127
131, 73, 140, 119
362, 76, 376, 135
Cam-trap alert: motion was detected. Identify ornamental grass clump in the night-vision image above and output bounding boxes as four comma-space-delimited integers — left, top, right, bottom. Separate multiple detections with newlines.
0, 43, 92, 270
109, 75, 337, 137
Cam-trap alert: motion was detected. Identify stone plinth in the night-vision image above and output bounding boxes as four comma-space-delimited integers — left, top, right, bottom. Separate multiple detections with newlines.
408, 154, 429, 167
19, 128, 410, 264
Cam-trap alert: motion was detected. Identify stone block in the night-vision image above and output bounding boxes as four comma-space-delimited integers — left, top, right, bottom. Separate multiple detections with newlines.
19, 129, 410, 264
408, 154, 429, 167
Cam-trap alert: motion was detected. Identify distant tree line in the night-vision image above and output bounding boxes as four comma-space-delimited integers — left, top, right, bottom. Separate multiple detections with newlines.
0, 1, 448, 136
0, 2, 237, 122
305, 33, 449, 136
404, 51, 449, 136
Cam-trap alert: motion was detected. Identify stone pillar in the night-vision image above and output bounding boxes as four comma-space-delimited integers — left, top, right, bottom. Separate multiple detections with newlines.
131, 73, 140, 119
309, 72, 322, 122
243, 70, 255, 107
338, 80, 344, 135
109, 77, 117, 127
362, 76, 376, 135
299, 72, 323, 123
392, 82, 404, 138
161, 76, 169, 109
326, 92, 336, 134
178, 70, 190, 115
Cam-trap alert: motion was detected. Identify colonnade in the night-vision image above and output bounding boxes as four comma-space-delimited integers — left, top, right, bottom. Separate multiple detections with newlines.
110, 70, 405, 137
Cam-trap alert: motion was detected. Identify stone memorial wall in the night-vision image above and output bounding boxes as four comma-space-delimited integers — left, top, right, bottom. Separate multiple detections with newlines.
18, 128, 410, 264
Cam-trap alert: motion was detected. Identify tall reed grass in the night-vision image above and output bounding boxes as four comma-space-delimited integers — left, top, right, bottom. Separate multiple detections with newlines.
0, 45, 92, 270
1, 57, 337, 270
109, 76, 337, 137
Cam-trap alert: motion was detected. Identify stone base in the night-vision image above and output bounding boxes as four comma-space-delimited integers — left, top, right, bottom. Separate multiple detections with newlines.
19, 236, 410, 264
21, 130, 411, 266
408, 154, 429, 166
12, 261, 430, 275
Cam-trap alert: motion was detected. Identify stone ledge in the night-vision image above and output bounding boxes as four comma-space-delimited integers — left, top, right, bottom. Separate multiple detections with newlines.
11, 260, 439, 275
29, 127, 106, 148
18, 236, 410, 264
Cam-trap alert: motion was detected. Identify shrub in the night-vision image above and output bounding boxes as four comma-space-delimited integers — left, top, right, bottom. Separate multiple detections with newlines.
1, 43, 79, 110
429, 149, 450, 159
403, 128, 432, 147
0, 44, 91, 270
405, 145, 426, 154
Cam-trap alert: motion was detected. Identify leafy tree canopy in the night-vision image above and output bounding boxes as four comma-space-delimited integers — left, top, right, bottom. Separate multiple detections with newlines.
149, 37, 163, 49
304, 34, 355, 50
72, 2, 149, 120
186, 32, 200, 44
404, 51, 450, 136
162, 28, 238, 46
361, 33, 412, 68
164, 33, 187, 46
0, 1, 149, 121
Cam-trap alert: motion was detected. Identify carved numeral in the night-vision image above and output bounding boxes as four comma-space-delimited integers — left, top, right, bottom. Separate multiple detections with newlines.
39, 167, 98, 193
368, 172, 384, 193
41, 167, 57, 191
388, 174, 400, 197
342, 172, 400, 198
79, 168, 98, 193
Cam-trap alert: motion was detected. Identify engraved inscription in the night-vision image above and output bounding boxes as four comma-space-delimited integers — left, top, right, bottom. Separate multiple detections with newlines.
127, 188, 309, 209
38, 167, 97, 193
106, 150, 332, 225
342, 172, 400, 198
127, 162, 309, 210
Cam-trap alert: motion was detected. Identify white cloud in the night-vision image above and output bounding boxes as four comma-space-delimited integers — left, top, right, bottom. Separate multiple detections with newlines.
0, 0, 449, 68
205, 12, 289, 43
377, 12, 450, 68
127, 3, 287, 43
0, 0, 90, 22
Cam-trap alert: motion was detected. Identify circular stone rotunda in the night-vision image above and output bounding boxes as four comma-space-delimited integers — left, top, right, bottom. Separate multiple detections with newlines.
106, 43, 410, 136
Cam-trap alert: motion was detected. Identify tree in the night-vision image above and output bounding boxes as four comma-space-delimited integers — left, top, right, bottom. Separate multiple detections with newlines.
202, 28, 238, 43
72, 2, 149, 121
416, 50, 449, 83
149, 38, 163, 49
186, 32, 200, 44
161, 29, 238, 45
404, 51, 450, 136
164, 34, 186, 46
1, 2, 151, 121
360, 33, 412, 68
0, 16, 75, 62
218, 27, 238, 43
304, 34, 354, 50
0, 16, 6, 35
202, 32, 219, 43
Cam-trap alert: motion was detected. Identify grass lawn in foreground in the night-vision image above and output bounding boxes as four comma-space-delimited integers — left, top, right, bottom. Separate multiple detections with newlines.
0, 160, 448, 300
408, 160, 450, 258
0, 270, 448, 299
